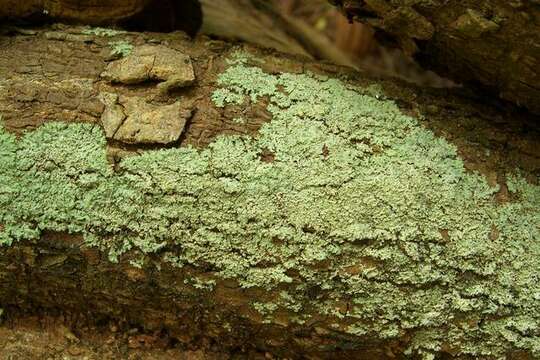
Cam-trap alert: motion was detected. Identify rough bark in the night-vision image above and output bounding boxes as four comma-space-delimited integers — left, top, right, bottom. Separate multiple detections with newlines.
2, 1, 539, 115
0, 0, 203, 38
0, 26, 539, 359
0, 0, 355, 69
330, 0, 540, 115
0, 0, 150, 24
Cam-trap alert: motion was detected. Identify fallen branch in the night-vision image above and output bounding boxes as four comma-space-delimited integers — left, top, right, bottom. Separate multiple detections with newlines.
0, 26, 539, 359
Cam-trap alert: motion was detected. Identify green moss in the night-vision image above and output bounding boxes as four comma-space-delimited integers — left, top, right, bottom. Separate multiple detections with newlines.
0, 57, 538, 358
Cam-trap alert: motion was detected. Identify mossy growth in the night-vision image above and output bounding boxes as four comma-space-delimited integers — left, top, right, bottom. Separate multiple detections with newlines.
0, 54, 539, 358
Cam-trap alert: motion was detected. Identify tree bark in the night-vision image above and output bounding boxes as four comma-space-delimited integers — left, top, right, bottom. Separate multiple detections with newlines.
0, 0, 150, 24
2, 1, 540, 115
0, 0, 356, 69
330, 0, 540, 115
0, 26, 539, 359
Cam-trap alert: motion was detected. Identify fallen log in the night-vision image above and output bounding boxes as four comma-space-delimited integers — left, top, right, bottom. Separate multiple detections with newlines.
329, 0, 540, 115
0, 0, 150, 24
0, 26, 539, 359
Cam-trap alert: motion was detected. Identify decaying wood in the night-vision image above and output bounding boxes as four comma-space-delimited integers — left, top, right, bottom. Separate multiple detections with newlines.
330, 0, 540, 115
0, 26, 539, 359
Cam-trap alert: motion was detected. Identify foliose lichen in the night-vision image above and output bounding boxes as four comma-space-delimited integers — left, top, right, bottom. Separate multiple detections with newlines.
108, 40, 134, 58
0, 54, 538, 358
81, 27, 127, 37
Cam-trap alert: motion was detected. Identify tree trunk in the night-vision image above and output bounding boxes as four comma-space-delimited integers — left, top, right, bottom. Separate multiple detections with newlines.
0, 26, 539, 359
330, 0, 540, 115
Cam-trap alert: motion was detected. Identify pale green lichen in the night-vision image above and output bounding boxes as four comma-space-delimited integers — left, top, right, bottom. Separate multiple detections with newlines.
225, 50, 265, 66
184, 277, 216, 291
81, 27, 126, 37
128, 256, 146, 269
108, 40, 133, 58
211, 88, 245, 107
253, 302, 279, 316
232, 117, 247, 125
0, 57, 539, 358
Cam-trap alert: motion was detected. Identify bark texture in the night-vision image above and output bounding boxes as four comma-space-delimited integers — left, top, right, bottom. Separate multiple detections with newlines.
0, 0, 354, 68
0, 26, 539, 359
0, 0, 150, 24
330, 0, 540, 115
2, 1, 539, 114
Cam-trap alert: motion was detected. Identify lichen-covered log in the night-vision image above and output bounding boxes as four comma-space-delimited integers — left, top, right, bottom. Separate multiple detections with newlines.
329, 0, 540, 115
0, 26, 540, 359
